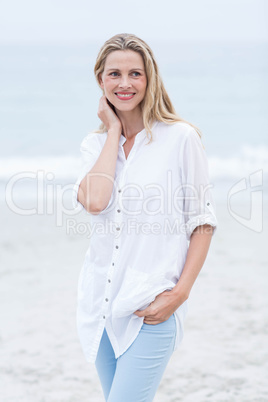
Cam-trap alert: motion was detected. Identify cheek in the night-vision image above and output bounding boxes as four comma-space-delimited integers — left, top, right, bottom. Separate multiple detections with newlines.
102, 77, 113, 89
138, 78, 147, 92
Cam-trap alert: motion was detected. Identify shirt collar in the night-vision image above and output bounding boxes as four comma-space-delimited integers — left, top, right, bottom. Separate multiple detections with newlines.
119, 120, 158, 146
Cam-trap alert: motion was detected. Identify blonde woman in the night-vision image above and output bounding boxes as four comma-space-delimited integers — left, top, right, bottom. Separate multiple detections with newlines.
73, 33, 218, 402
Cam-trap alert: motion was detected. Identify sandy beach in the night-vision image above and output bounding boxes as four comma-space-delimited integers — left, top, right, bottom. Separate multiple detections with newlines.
1, 198, 267, 402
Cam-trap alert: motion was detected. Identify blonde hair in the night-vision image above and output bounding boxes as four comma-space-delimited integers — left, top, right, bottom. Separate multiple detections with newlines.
93, 33, 202, 142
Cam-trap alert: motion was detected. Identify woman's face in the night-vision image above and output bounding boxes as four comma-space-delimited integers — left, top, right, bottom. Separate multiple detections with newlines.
99, 50, 147, 113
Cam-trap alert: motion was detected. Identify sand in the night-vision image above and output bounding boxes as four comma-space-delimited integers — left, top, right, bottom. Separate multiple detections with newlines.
1, 198, 267, 402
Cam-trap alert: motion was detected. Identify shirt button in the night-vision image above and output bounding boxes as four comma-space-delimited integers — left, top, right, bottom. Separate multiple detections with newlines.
118, 189, 122, 193
116, 227, 120, 231
103, 315, 106, 319
105, 298, 109, 302
117, 209, 121, 213
108, 279, 111, 283
112, 262, 115, 266
207, 202, 210, 206
115, 245, 119, 249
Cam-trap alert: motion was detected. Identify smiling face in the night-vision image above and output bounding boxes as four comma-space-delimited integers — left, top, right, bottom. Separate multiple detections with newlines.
99, 50, 147, 113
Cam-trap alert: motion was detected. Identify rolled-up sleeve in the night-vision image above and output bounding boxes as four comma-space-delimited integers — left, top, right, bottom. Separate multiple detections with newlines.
180, 127, 218, 240
72, 133, 101, 210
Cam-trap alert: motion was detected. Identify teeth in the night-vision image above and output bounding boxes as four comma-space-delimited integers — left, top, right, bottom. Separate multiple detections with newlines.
116, 93, 134, 97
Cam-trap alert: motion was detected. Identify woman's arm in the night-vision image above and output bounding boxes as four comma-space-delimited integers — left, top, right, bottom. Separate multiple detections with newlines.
172, 224, 213, 304
134, 223, 214, 324
78, 96, 122, 214
171, 223, 214, 303
78, 129, 120, 213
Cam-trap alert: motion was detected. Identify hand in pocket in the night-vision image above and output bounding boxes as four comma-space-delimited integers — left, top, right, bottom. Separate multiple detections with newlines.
134, 289, 180, 325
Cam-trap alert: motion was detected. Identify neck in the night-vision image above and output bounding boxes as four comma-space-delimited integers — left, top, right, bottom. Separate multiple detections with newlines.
115, 107, 144, 141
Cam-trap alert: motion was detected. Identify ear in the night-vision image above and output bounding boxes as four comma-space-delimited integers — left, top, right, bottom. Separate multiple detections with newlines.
98, 73, 104, 88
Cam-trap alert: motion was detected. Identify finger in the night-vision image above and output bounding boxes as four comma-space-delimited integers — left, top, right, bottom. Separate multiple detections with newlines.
143, 316, 157, 322
135, 311, 146, 317
134, 309, 147, 317
143, 319, 159, 325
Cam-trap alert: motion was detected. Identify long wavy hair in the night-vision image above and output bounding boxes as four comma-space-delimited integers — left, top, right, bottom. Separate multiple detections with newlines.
93, 33, 202, 142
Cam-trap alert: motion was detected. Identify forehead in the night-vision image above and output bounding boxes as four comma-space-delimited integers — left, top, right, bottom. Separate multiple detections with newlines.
104, 50, 144, 70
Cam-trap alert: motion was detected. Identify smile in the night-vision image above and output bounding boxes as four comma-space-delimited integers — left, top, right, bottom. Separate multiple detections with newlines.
115, 93, 136, 100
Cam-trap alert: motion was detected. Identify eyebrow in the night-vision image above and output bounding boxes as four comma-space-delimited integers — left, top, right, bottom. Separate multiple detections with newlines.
106, 68, 144, 72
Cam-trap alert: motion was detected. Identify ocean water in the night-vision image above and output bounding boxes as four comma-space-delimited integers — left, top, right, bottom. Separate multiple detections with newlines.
1, 42, 267, 205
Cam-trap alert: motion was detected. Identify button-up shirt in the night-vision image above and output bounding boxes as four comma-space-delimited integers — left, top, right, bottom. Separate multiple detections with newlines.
72, 120, 218, 364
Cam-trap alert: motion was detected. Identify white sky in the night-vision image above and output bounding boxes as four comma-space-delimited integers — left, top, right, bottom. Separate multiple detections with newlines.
0, 0, 267, 44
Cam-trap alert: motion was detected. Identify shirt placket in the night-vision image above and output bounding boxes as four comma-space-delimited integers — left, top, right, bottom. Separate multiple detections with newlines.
100, 140, 139, 325
100, 191, 123, 322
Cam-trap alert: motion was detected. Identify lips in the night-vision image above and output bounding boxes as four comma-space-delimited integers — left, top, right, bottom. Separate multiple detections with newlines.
115, 92, 136, 100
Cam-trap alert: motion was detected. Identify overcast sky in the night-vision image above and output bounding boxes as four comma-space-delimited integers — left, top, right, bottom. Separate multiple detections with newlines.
0, 0, 267, 45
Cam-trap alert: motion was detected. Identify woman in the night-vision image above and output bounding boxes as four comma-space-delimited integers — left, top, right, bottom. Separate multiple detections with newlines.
72, 33, 218, 402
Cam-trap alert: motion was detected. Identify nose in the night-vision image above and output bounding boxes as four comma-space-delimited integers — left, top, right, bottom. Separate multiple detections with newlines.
118, 74, 131, 89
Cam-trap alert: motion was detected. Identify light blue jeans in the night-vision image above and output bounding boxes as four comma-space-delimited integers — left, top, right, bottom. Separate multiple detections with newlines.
95, 313, 176, 402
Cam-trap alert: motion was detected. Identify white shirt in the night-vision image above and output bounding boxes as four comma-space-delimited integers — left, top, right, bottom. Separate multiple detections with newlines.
72, 120, 218, 364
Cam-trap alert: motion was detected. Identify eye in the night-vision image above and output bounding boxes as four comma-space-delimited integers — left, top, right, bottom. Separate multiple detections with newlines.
110, 72, 119, 77
132, 71, 141, 77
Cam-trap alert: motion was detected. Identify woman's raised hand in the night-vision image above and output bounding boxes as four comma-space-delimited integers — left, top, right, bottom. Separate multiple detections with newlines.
97, 95, 122, 134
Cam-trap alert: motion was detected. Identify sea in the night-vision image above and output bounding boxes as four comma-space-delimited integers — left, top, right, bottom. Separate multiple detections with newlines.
1, 41, 267, 214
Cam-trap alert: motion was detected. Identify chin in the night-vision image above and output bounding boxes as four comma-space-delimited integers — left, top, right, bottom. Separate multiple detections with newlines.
116, 105, 138, 112
114, 101, 143, 113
